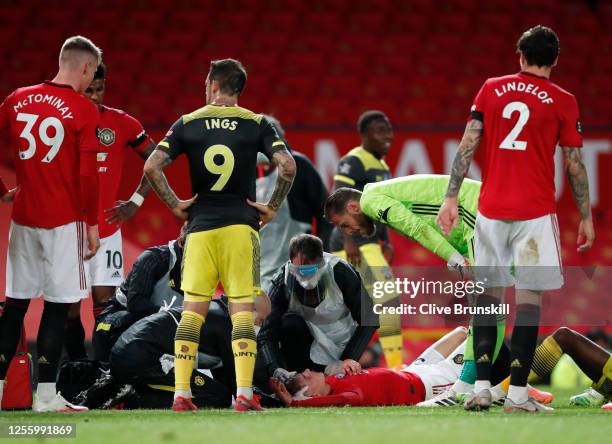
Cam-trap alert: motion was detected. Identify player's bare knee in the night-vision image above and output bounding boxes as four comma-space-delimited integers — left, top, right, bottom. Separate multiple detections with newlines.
552, 326, 574, 350
92, 286, 115, 306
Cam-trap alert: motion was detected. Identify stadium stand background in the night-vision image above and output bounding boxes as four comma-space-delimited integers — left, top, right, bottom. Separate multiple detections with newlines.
1, 0, 610, 350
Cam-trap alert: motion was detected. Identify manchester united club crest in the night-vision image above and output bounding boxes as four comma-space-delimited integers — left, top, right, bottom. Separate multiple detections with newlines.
98, 128, 116, 147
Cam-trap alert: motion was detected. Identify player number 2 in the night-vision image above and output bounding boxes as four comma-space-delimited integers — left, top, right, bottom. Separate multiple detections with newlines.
203, 144, 235, 191
499, 101, 530, 151
16, 113, 65, 162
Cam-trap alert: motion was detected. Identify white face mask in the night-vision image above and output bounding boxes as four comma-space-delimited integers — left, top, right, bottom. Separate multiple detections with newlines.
285, 260, 328, 290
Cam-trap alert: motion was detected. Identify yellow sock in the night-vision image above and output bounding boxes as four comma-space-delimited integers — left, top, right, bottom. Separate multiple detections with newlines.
231, 311, 257, 396
379, 332, 403, 368
531, 336, 563, 379
592, 356, 612, 399
174, 310, 204, 393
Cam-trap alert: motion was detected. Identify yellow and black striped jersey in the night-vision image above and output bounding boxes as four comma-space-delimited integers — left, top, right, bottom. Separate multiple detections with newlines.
334, 147, 391, 191
158, 105, 286, 232
331, 147, 392, 249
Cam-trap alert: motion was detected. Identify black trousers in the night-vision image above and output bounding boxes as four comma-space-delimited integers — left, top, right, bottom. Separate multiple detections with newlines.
280, 313, 326, 373
91, 306, 138, 362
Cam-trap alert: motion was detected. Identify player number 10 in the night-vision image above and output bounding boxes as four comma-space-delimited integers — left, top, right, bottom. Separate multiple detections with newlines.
499, 101, 530, 151
16, 113, 65, 162
203, 144, 235, 191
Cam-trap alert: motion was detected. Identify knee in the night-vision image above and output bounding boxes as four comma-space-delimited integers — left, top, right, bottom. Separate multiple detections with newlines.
552, 327, 574, 350
4, 297, 30, 312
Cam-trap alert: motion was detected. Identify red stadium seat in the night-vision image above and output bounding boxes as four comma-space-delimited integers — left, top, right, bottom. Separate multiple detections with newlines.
257, 12, 298, 32
344, 12, 386, 33
432, 15, 470, 34
244, 31, 289, 52
283, 53, 326, 76
274, 76, 316, 97
328, 54, 369, 76
387, 15, 431, 34
289, 36, 330, 54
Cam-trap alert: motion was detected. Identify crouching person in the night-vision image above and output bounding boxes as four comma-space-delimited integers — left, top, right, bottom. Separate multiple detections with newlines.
258, 234, 379, 377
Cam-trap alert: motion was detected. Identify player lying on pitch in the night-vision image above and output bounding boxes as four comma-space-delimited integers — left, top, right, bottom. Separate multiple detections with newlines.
271, 326, 611, 410
270, 326, 469, 407
500, 327, 612, 411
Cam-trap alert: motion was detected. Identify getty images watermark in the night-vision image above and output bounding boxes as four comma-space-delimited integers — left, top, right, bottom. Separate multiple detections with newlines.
360, 265, 612, 327
371, 277, 510, 316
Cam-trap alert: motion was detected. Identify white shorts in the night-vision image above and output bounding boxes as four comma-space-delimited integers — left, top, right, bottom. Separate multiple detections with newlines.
474, 213, 563, 291
6, 221, 89, 303
402, 342, 465, 400
89, 229, 124, 287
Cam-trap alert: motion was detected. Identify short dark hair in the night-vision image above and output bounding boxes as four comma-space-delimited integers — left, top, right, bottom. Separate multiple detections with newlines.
285, 376, 305, 396
60, 35, 102, 65
93, 63, 105, 80
263, 114, 285, 139
516, 25, 560, 67
288, 234, 323, 262
358, 110, 389, 134
324, 188, 362, 219
208, 58, 247, 96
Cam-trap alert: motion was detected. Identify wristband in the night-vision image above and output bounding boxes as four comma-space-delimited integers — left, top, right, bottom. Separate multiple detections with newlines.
129, 192, 145, 207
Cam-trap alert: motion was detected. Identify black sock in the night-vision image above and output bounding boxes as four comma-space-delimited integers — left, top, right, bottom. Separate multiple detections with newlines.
37, 301, 70, 383
490, 341, 511, 385
0, 298, 30, 379
509, 303, 541, 387
64, 316, 87, 360
473, 294, 499, 381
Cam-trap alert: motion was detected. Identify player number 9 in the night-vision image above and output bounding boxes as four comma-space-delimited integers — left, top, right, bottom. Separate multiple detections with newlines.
16, 113, 65, 163
203, 144, 235, 191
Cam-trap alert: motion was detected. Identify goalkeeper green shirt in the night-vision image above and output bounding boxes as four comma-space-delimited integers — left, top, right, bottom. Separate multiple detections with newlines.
360, 175, 481, 262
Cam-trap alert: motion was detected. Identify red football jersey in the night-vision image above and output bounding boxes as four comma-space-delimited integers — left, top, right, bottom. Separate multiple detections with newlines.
0, 81, 100, 227
96, 105, 151, 238
471, 71, 583, 220
290, 368, 426, 407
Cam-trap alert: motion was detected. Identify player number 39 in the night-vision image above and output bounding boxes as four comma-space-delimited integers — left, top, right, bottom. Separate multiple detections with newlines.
203, 144, 235, 191
16, 112, 65, 162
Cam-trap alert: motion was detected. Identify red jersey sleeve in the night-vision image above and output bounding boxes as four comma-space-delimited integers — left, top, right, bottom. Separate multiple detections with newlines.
78, 100, 100, 225
290, 390, 362, 407
123, 112, 153, 155
0, 176, 8, 197
558, 94, 583, 148
470, 80, 488, 121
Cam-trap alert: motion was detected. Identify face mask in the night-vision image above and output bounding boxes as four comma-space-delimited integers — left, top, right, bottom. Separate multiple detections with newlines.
286, 260, 328, 290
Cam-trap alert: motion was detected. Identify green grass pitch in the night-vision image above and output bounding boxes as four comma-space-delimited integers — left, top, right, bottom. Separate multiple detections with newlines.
1, 388, 609, 444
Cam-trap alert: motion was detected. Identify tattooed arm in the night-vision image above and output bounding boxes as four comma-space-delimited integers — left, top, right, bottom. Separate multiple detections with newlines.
268, 150, 296, 210
436, 119, 483, 235
105, 141, 156, 225
563, 146, 595, 251
247, 149, 296, 228
144, 149, 196, 220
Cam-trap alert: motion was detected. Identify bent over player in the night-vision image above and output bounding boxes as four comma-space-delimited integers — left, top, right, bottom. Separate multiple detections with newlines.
144, 59, 296, 411
0, 36, 101, 412
325, 175, 511, 404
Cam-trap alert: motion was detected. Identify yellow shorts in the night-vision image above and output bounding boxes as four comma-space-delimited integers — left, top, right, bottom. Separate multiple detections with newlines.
181, 225, 260, 301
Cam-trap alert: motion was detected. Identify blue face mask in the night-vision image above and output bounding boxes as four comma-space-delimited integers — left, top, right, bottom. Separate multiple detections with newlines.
297, 264, 319, 277
286, 260, 327, 290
